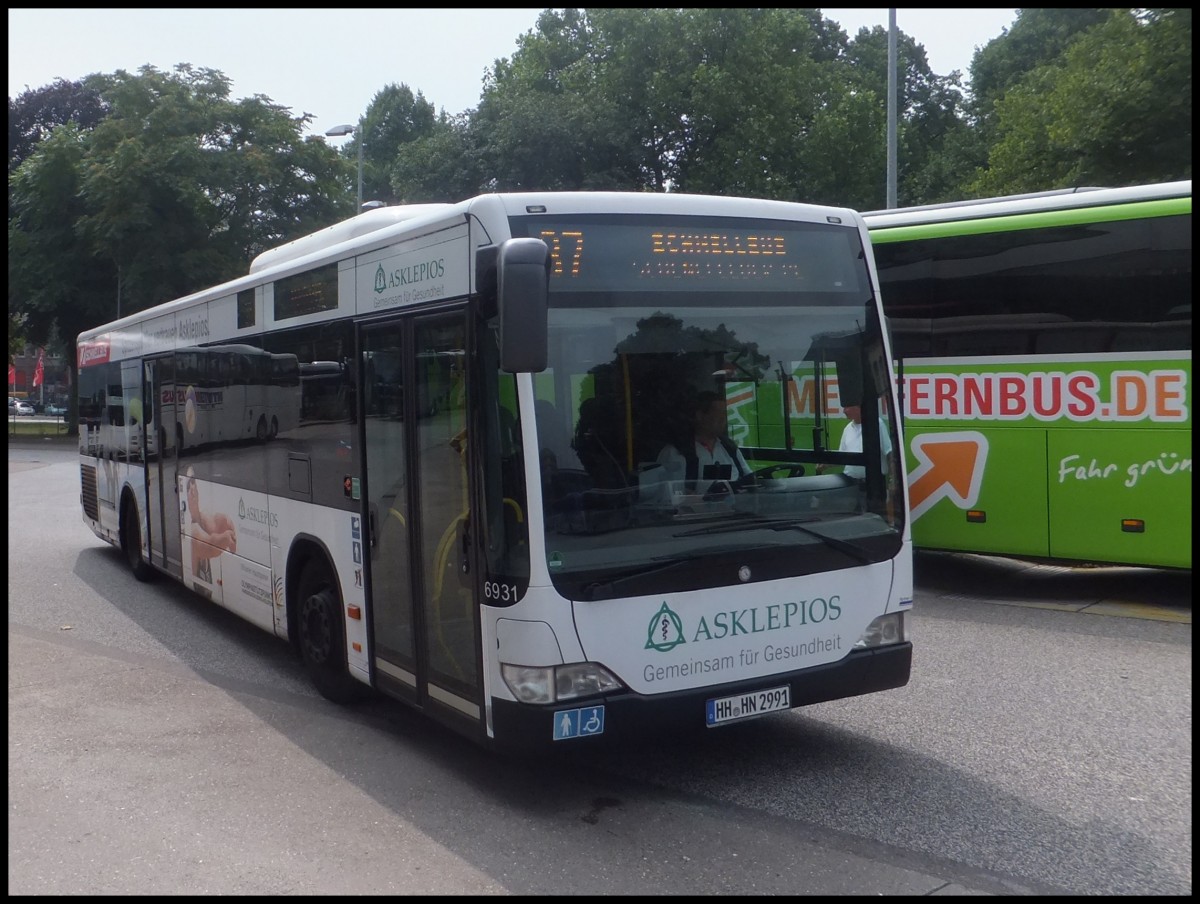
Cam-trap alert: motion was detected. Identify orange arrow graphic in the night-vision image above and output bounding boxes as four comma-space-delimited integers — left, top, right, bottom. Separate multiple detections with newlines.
906, 431, 988, 521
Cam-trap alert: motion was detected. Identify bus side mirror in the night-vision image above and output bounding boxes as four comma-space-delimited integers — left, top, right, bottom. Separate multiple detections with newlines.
498, 237, 549, 373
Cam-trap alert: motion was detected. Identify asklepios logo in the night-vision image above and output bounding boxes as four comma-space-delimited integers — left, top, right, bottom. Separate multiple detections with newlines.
645, 603, 687, 652
77, 340, 111, 369
645, 596, 843, 654
374, 257, 445, 293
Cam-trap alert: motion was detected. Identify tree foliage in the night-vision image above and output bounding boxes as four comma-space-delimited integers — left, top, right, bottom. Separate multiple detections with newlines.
8, 77, 108, 176
390, 112, 485, 203
9, 64, 348, 370
970, 9, 1191, 194
343, 83, 441, 206
8, 8, 1192, 375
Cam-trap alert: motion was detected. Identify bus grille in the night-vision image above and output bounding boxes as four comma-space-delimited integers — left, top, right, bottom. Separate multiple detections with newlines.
80, 464, 99, 521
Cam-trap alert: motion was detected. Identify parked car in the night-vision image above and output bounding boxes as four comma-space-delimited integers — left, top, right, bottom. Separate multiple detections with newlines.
13, 400, 35, 416
45, 402, 68, 417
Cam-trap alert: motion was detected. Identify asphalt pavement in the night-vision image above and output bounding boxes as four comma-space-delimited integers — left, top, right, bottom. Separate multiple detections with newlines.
10, 433, 1188, 894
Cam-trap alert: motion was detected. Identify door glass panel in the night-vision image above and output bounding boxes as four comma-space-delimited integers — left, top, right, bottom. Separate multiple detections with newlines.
362, 325, 416, 673
149, 356, 182, 575
414, 316, 477, 696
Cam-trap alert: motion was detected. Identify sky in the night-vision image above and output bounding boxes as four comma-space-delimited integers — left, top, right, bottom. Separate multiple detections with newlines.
9, 8, 1017, 140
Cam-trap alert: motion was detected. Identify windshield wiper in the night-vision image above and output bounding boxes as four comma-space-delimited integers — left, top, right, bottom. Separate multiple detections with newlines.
677, 517, 873, 564
672, 512, 765, 537
580, 546, 752, 600
581, 558, 697, 600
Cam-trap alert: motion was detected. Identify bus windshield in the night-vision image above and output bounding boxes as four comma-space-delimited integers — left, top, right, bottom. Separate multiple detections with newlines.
512, 215, 904, 600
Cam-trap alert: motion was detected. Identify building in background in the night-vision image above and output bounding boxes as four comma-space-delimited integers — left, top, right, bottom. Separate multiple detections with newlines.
8, 346, 68, 404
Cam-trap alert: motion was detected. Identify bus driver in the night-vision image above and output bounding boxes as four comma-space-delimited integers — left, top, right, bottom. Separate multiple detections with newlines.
656, 390, 751, 495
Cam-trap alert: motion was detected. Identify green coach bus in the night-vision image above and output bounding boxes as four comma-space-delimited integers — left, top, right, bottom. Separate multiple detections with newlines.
865, 180, 1191, 570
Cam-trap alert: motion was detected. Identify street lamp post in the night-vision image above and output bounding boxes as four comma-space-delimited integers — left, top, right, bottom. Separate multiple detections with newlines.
324, 122, 363, 212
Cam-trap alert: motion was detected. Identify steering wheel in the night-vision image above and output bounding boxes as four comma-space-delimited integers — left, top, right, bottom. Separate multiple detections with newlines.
751, 463, 806, 479
732, 463, 805, 489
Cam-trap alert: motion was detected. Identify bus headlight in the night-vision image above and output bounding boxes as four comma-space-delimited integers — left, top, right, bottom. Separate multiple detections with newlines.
853, 612, 908, 649
501, 662, 623, 704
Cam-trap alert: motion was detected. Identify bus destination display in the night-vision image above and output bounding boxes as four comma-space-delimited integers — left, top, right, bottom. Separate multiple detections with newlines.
521, 220, 862, 293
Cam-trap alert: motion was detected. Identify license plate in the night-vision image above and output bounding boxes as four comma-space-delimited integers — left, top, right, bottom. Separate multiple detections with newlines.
706, 684, 791, 727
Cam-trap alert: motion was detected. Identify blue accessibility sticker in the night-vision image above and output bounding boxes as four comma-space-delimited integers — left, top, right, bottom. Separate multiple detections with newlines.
552, 705, 605, 740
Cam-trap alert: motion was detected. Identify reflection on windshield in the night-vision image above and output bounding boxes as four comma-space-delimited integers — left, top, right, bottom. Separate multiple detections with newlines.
532, 303, 904, 593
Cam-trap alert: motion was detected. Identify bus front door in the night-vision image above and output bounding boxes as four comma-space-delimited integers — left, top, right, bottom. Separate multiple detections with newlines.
144, 356, 183, 578
360, 312, 482, 734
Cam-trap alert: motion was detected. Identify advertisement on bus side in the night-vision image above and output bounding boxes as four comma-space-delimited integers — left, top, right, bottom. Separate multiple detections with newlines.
897, 353, 1191, 568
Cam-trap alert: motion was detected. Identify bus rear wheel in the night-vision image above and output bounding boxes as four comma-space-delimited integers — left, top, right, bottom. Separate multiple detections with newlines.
296, 561, 366, 704
121, 494, 154, 582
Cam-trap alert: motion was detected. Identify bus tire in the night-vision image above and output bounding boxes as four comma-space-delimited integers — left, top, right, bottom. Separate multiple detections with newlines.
256, 415, 268, 440
120, 493, 155, 582
296, 560, 365, 704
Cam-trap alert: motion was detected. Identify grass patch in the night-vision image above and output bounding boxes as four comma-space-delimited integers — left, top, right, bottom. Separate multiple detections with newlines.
6, 417, 73, 438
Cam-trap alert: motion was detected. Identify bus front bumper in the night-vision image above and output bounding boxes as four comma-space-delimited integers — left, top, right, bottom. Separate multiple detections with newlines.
490, 642, 912, 753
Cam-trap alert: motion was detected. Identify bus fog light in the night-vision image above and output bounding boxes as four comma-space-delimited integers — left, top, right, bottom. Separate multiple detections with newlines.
501, 662, 623, 704
853, 612, 907, 649
554, 663, 622, 701
501, 664, 556, 704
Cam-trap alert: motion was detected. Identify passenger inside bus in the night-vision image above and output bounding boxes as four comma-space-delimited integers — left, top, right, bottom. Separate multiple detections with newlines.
655, 390, 751, 497
818, 398, 895, 489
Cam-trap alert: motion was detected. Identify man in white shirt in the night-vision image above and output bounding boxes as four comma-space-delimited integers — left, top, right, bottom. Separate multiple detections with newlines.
656, 390, 750, 494
826, 403, 893, 481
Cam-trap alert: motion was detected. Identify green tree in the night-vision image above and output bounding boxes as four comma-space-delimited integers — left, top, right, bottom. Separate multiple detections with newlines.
469, 8, 642, 193
9, 125, 97, 354
8, 77, 108, 176
463, 9, 865, 200
424, 8, 977, 209
971, 9, 1192, 193
340, 83, 440, 207
843, 25, 972, 206
390, 112, 485, 202
967, 8, 1109, 126
8, 64, 348, 423
951, 8, 1110, 195
8, 78, 109, 356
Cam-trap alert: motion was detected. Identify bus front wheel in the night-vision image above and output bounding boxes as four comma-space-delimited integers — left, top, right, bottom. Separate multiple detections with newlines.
120, 494, 154, 582
296, 561, 366, 704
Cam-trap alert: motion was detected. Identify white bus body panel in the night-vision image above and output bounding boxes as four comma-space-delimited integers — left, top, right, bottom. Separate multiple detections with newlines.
173, 478, 371, 682
571, 561, 896, 695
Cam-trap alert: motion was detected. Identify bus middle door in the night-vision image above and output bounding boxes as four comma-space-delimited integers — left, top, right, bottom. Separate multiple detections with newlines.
144, 355, 183, 578
359, 311, 483, 735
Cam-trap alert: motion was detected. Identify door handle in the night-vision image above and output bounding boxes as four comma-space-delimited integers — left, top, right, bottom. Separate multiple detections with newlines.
459, 516, 471, 574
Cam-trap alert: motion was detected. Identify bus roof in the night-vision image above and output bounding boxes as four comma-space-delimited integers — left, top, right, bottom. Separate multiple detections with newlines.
248, 204, 455, 274
78, 191, 868, 345
862, 180, 1191, 230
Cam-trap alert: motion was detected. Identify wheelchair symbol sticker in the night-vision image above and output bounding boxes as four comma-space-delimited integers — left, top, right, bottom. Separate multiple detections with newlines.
552, 705, 606, 740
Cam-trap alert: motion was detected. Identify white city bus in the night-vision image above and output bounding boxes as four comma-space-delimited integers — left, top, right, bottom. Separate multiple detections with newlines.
77, 192, 912, 751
